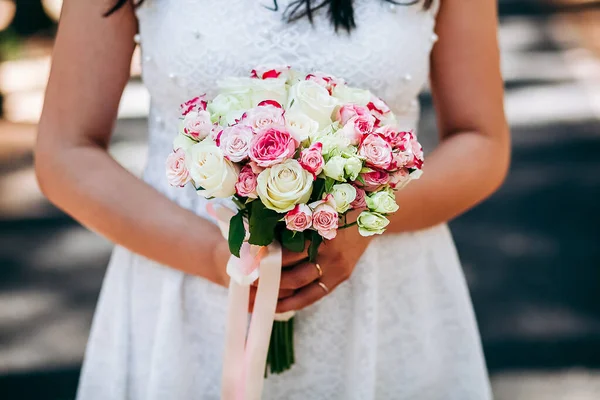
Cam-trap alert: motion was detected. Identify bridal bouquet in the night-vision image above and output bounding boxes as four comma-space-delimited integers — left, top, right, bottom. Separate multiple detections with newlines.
166, 65, 423, 393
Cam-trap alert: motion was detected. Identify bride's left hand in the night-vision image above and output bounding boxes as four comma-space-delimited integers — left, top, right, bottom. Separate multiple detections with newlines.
273, 222, 372, 313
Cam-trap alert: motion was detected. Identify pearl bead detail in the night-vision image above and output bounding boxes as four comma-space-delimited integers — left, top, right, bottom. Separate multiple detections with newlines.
389, 4, 397, 13
144, 55, 152, 62
403, 74, 413, 82
168, 73, 177, 80
133, 33, 141, 44
431, 33, 439, 43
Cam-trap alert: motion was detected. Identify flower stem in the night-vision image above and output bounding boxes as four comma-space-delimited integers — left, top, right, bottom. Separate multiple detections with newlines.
338, 221, 358, 230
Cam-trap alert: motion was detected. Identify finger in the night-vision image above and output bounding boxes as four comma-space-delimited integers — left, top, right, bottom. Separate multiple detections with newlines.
281, 251, 308, 267
276, 279, 332, 313
279, 261, 322, 290
278, 288, 295, 299
281, 242, 311, 267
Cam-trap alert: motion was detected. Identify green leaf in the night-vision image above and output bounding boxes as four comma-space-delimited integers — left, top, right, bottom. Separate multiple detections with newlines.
281, 230, 305, 253
307, 231, 323, 263
324, 177, 335, 194
228, 210, 246, 258
310, 178, 326, 202
355, 174, 366, 185
248, 200, 280, 246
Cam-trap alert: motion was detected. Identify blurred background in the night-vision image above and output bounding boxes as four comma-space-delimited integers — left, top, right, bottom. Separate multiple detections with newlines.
1, 0, 599, 399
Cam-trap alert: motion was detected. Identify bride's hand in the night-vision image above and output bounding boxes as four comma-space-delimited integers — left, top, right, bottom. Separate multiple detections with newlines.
274, 223, 372, 313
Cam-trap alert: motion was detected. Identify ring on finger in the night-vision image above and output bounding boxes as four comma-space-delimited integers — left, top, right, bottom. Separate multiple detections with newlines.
314, 263, 323, 278
317, 281, 329, 294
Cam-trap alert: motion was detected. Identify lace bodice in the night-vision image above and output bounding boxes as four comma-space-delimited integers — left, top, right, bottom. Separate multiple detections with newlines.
135, 0, 440, 205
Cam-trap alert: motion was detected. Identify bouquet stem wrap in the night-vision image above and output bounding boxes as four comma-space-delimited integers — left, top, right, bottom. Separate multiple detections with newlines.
208, 204, 282, 400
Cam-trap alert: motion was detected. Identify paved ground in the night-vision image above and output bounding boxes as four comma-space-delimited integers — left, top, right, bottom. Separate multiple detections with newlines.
0, 1, 599, 399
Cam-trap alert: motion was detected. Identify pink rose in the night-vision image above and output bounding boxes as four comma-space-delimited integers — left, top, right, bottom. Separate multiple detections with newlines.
336, 104, 373, 126
248, 160, 265, 175
389, 168, 411, 190
310, 194, 339, 240
337, 105, 376, 145
366, 96, 391, 125
241, 104, 285, 133
180, 95, 207, 116
248, 127, 296, 167
350, 186, 367, 210
257, 100, 283, 109
165, 148, 191, 187
393, 131, 424, 170
235, 165, 258, 198
359, 170, 390, 192
284, 204, 313, 232
406, 132, 424, 169
251, 64, 291, 80
359, 134, 393, 170
299, 142, 324, 178
219, 125, 254, 162
182, 110, 212, 141
375, 126, 404, 148
306, 72, 344, 94
389, 150, 414, 171
341, 115, 376, 145
210, 126, 224, 146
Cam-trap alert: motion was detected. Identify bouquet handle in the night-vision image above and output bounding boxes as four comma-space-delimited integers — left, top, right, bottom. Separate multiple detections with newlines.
208, 204, 282, 400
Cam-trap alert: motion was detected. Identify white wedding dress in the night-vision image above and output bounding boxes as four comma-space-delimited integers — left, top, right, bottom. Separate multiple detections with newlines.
77, 1, 492, 399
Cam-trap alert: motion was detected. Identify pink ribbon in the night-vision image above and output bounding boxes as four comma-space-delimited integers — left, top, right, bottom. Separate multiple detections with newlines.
207, 204, 282, 400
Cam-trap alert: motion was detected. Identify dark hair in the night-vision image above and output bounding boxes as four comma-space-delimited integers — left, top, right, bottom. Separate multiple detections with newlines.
105, 0, 434, 32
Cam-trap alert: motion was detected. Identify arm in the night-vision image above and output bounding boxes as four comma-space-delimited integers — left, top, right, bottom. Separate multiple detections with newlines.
35, 0, 230, 285
275, 0, 510, 312
387, 0, 510, 232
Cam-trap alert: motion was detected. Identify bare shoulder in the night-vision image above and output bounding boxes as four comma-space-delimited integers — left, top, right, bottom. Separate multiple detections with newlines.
37, 0, 138, 150
430, 0, 509, 141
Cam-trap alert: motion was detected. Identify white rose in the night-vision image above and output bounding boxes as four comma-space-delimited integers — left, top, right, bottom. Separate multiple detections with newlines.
224, 110, 246, 126
330, 183, 357, 213
357, 211, 390, 236
343, 156, 363, 181
208, 93, 247, 122
185, 140, 239, 198
366, 191, 399, 214
251, 78, 288, 107
256, 159, 313, 213
314, 130, 352, 156
173, 134, 196, 151
332, 84, 372, 106
287, 80, 338, 129
323, 155, 347, 182
285, 112, 319, 143
217, 77, 253, 107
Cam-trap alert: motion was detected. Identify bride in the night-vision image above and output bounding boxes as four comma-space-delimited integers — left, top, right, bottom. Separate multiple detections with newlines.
35, 0, 509, 399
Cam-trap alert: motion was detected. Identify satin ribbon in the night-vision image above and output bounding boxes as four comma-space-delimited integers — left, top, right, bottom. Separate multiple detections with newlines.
207, 204, 282, 400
